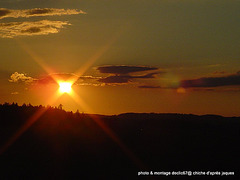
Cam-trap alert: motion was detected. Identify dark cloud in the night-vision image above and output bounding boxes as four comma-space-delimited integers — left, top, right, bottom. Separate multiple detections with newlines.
192, 88, 215, 92
137, 72, 159, 79
138, 85, 161, 89
98, 75, 130, 83
21, 27, 41, 34
0, 9, 11, 17
27, 8, 53, 15
97, 65, 158, 75
98, 72, 159, 84
192, 87, 240, 92
181, 71, 240, 88
96, 65, 161, 84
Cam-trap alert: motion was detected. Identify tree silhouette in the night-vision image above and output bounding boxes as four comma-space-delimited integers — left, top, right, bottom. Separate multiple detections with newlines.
58, 104, 63, 110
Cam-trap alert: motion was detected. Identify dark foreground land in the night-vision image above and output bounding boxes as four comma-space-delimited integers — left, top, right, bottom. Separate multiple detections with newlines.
0, 103, 239, 179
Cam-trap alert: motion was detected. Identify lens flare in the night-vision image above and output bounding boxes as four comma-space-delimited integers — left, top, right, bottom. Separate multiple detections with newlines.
58, 82, 72, 94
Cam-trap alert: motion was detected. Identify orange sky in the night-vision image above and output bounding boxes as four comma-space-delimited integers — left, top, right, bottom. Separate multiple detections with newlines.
0, 1, 240, 116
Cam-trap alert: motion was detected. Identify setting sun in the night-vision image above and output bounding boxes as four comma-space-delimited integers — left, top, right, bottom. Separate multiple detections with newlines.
58, 82, 72, 94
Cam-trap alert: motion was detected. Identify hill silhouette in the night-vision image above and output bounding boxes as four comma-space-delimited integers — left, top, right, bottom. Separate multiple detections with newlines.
0, 103, 239, 179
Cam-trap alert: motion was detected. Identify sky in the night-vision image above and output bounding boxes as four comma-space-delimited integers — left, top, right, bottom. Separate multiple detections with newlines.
0, 0, 240, 116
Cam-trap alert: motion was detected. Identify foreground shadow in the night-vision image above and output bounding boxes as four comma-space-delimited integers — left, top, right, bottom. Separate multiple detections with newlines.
0, 103, 239, 179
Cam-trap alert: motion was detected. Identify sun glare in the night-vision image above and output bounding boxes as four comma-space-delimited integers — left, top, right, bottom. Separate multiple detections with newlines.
58, 82, 72, 94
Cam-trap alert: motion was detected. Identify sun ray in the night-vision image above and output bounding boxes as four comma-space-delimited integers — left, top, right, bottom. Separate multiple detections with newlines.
6, 30, 145, 168
69, 89, 145, 169
70, 29, 123, 84
0, 91, 60, 155
16, 40, 55, 76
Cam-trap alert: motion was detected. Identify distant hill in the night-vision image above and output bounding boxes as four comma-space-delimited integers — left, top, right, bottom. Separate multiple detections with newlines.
0, 103, 239, 179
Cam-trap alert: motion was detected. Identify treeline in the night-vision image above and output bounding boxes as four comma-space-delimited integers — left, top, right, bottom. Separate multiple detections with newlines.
0, 102, 70, 111
0, 102, 87, 120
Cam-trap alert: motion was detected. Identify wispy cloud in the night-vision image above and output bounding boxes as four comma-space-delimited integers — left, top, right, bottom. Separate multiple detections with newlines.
0, 8, 86, 19
9, 72, 101, 86
9, 72, 35, 83
213, 71, 226, 75
9, 66, 161, 87
0, 20, 70, 38
181, 71, 240, 88
11, 91, 19, 95
0, 8, 86, 38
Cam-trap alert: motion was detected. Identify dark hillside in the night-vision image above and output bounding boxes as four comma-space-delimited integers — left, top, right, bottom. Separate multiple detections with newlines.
0, 104, 239, 179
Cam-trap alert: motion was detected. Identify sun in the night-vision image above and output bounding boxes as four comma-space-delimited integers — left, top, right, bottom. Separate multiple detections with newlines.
58, 82, 72, 94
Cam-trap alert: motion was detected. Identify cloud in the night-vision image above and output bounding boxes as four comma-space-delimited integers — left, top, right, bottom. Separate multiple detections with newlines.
0, 8, 86, 19
137, 72, 159, 78
213, 71, 226, 75
181, 71, 240, 88
11, 92, 19, 95
8, 67, 161, 87
138, 85, 161, 89
29, 73, 101, 85
98, 75, 130, 83
76, 83, 104, 87
192, 87, 240, 92
96, 65, 161, 84
78, 76, 102, 80
97, 65, 158, 75
8, 72, 103, 87
0, 20, 70, 38
9, 72, 79, 85
9, 72, 35, 83
35, 73, 80, 85
192, 88, 215, 92
207, 64, 222, 68
98, 72, 159, 84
